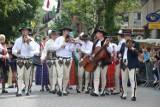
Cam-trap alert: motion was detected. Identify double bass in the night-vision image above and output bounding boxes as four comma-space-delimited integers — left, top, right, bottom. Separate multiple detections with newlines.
81, 39, 111, 72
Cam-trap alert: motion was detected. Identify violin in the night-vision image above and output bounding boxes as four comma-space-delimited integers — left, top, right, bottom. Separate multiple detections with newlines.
126, 39, 139, 54
65, 35, 81, 45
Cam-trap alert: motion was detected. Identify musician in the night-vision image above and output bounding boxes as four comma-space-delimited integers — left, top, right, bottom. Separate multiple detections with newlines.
90, 29, 113, 96
0, 34, 9, 93
118, 34, 139, 101
12, 24, 37, 97
76, 34, 93, 93
53, 27, 75, 96
112, 33, 126, 95
41, 30, 59, 94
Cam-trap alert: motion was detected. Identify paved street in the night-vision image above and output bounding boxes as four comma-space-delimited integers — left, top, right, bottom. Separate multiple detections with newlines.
0, 84, 160, 107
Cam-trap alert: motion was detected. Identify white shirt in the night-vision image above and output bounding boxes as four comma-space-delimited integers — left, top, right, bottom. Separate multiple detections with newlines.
96, 40, 113, 54
0, 44, 4, 58
12, 36, 37, 58
54, 36, 75, 58
80, 41, 93, 55
116, 39, 126, 52
123, 47, 128, 61
32, 42, 40, 56
41, 39, 56, 60
75, 41, 93, 60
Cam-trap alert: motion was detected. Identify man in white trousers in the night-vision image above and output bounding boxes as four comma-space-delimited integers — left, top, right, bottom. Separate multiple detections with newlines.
41, 30, 59, 94
76, 34, 93, 93
12, 24, 37, 97
53, 27, 75, 96
118, 34, 139, 101
90, 29, 113, 97
112, 33, 126, 95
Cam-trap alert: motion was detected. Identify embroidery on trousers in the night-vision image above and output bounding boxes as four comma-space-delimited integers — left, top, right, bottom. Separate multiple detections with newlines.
58, 60, 63, 67
65, 59, 71, 68
24, 62, 31, 70
47, 61, 52, 68
52, 60, 56, 66
17, 61, 24, 69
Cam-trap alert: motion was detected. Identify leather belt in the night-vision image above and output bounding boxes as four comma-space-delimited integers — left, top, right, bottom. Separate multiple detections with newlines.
56, 56, 71, 59
18, 57, 31, 60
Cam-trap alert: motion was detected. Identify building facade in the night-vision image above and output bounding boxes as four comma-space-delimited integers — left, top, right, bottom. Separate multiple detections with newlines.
141, 0, 160, 38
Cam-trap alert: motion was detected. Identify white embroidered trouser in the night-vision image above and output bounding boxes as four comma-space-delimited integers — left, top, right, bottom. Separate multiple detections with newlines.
121, 68, 137, 97
47, 60, 57, 91
94, 64, 108, 94
78, 64, 90, 91
17, 60, 32, 94
55, 58, 72, 93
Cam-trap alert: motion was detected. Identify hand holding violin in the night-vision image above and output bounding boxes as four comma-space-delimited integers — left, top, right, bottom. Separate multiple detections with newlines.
24, 36, 32, 44
61, 44, 66, 48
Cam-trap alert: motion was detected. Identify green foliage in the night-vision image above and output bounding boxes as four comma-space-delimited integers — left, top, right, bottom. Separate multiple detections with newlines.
0, 0, 42, 41
51, 12, 72, 30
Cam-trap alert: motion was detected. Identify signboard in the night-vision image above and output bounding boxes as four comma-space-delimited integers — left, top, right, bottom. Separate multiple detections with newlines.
122, 29, 132, 34
149, 22, 160, 29
146, 13, 160, 22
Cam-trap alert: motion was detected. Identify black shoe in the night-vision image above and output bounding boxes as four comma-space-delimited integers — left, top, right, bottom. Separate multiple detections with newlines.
50, 90, 57, 94
8, 85, 14, 88
45, 87, 50, 91
16, 93, 22, 97
105, 92, 110, 95
68, 86, 73, 90
85, 90, 89, 94
57, 90, 62, 96
2, 90, 8, 93
67, 91, 70, 94
131, 97, 136, 101
100, 92, 105, 96
90, 91, 99, 97
63, 92, 68, 96
22, 88, 25, 92
111, 92, 120, 95
120, 96, 127, 99
76, 89, 81, 93
26, 93, 30, 96
40, 88, 44, 92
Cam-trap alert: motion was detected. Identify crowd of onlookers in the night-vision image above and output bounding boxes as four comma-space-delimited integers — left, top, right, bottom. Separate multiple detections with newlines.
137, 43, 160, 86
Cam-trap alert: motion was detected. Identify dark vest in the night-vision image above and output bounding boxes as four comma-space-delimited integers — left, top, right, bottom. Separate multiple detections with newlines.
92, 38, 112, 67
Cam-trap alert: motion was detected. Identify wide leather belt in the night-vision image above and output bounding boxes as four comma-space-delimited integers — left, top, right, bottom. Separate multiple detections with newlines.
56, 56, 71, 59
18, 57, 32, 60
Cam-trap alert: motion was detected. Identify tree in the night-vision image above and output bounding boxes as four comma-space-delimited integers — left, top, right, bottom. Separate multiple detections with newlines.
0, 0, 42, 41
50, 0, 141, 38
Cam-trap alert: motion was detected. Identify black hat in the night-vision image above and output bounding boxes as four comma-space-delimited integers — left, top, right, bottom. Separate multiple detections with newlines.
60, 26, 72, 32
18, 22, 32, 32
51, 30, 60, 35
94, 29, 107, 36
115, 33, 124, 38
80, 34, 90, 40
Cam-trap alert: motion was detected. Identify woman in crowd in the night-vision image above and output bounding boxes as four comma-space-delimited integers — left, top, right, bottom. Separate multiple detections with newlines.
35, 36, 50, 91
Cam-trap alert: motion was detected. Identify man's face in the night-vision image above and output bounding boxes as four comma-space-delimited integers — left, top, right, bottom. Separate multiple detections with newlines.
96, 32, 103, 39
22, 28, 29, 36
52, 34, 59, 40
63, 29, 70, 36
